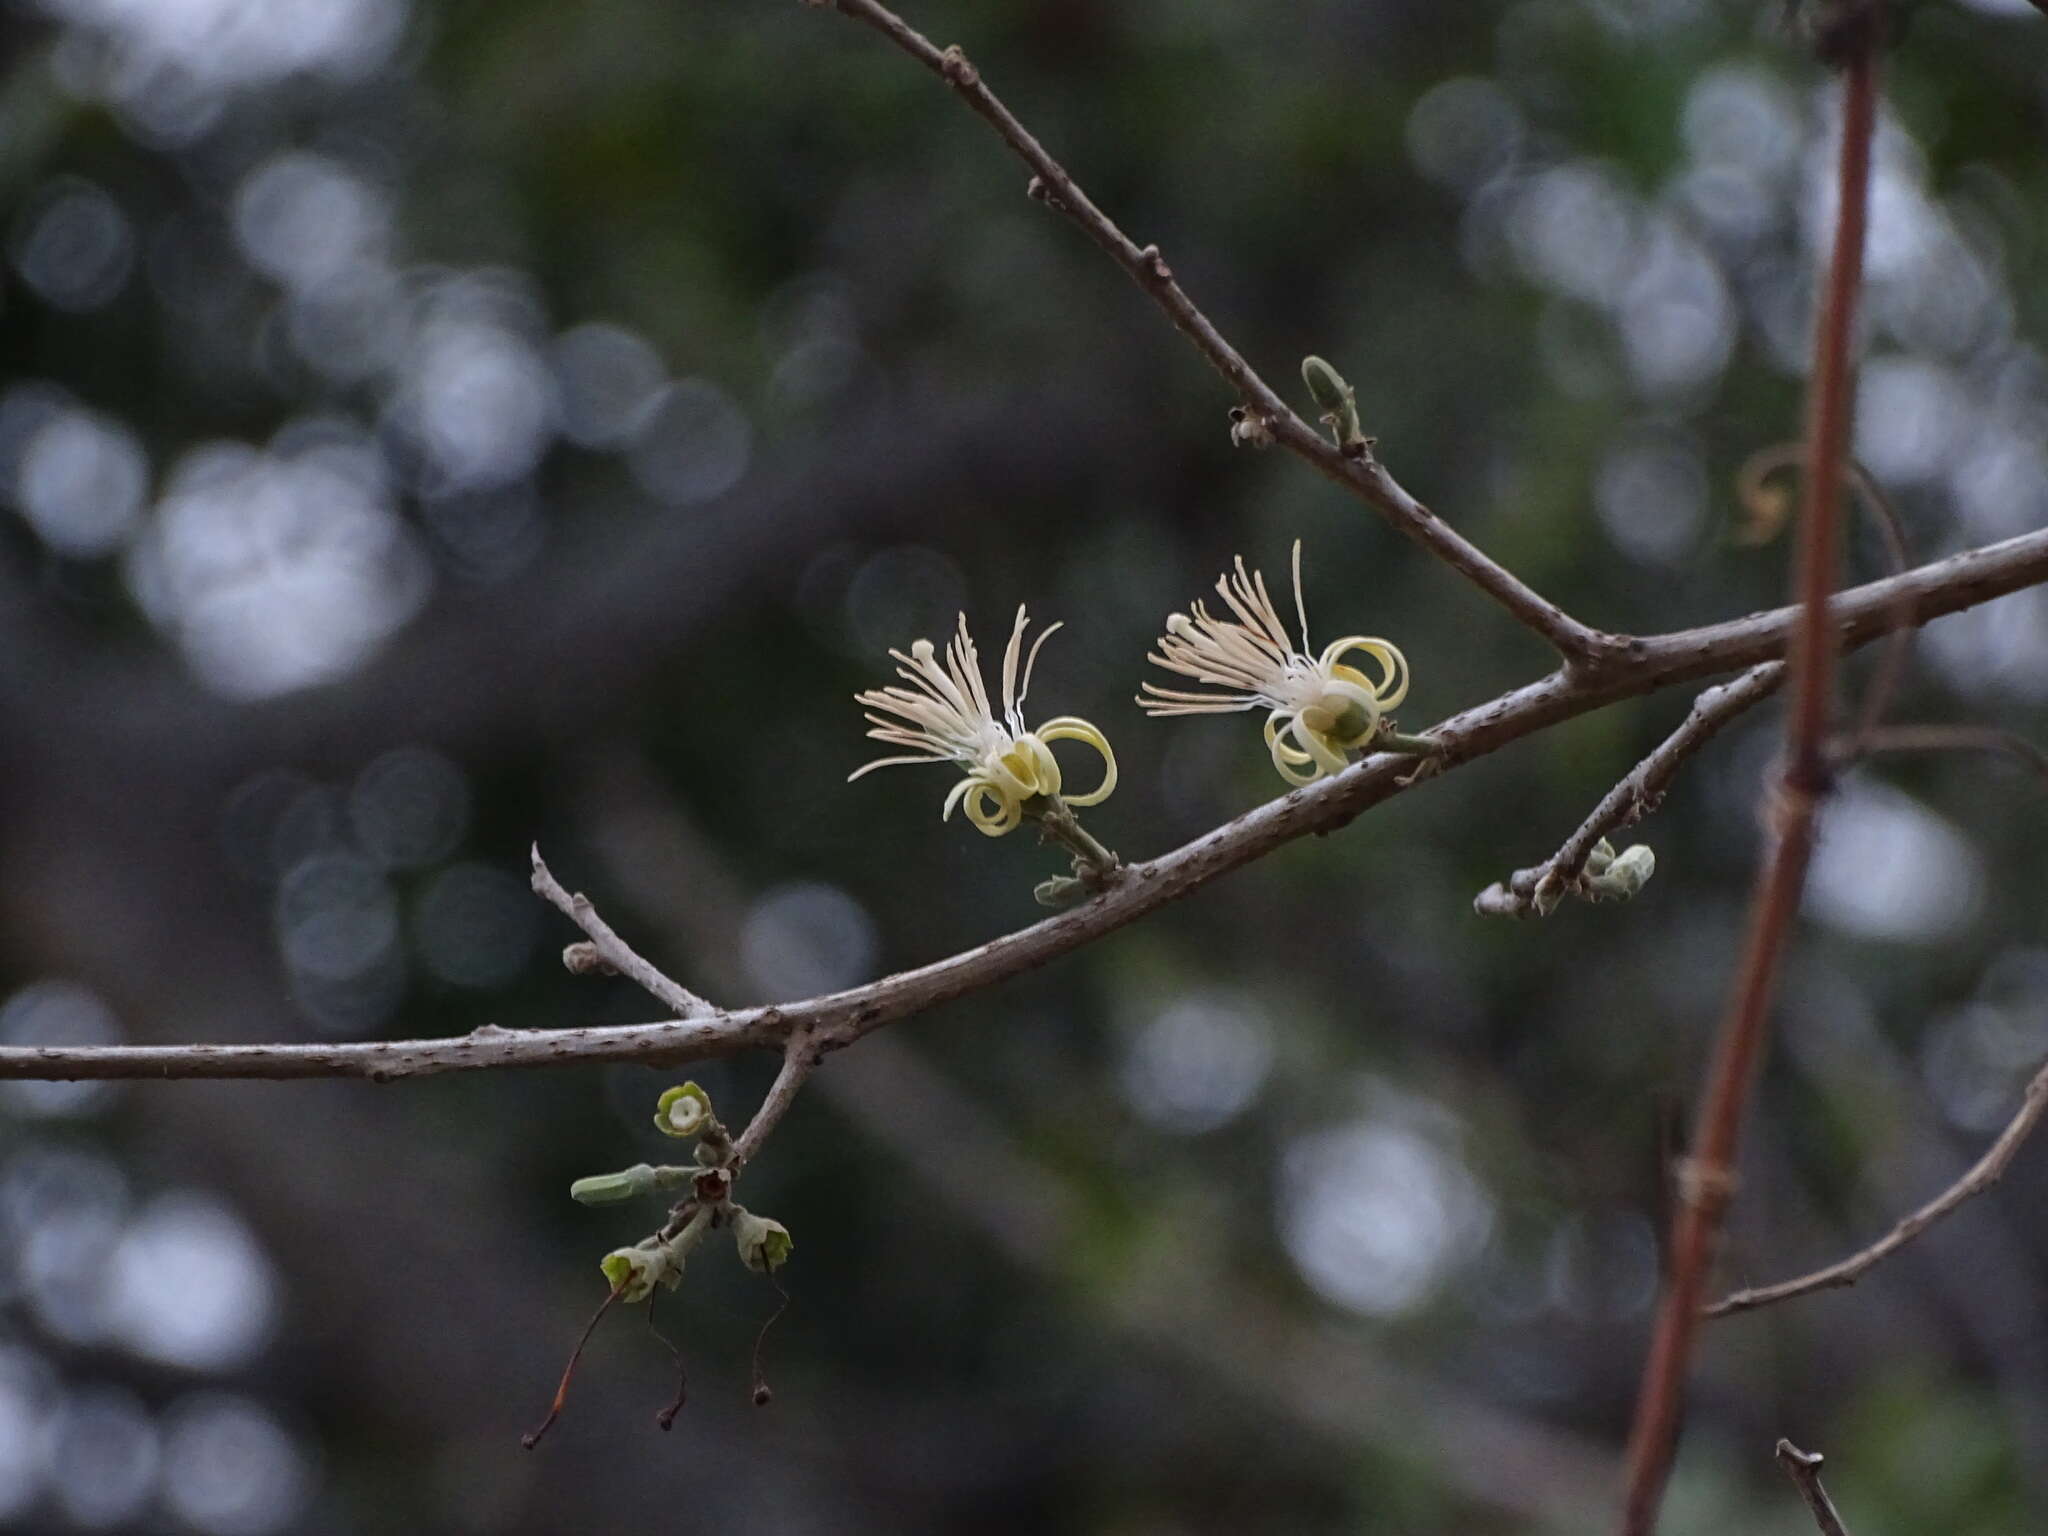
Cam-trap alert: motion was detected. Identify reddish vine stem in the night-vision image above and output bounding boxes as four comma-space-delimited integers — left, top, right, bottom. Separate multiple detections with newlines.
1616, 20, 1880, 1534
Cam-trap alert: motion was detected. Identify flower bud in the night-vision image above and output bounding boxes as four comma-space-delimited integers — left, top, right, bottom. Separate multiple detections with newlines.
1301, 355, 1353, 416
572, 1164, 657, 1205
654, 1082, 715, 1139
570, 1164, 693, 1205
732, 1209, 794, 1274
600, 1241, 679, 1302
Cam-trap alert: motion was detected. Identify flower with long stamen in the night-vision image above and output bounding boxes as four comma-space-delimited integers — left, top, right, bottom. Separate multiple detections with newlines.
1139, 541, 1410, 786
852, 607, 1116, 836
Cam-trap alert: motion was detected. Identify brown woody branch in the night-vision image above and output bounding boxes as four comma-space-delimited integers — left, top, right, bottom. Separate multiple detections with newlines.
1708, 1060, 2048, 1318
1617, 25, 1880, 1534
1775, 1441, 1856, 1536
817, 0, 1610, 664
1473, 662, 1785, 917
4, 523, 2047, 1084
729, 1031, 822, 1170
530, 847, 715, 1018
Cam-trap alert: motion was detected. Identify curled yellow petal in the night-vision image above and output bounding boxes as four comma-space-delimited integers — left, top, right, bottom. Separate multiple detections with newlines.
1035, 716, 1118, 807
962, 779, 1023, 836
1263, 715, 1321, 786
994, 737, 1059, 799
1322, 636, 1409, 710
1296, 720, 1350, 778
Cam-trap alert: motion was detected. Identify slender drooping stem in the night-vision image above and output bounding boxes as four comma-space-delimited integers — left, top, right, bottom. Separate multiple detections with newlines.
1709, 1059, 2048, 1318
1616, 22, 1880, 1533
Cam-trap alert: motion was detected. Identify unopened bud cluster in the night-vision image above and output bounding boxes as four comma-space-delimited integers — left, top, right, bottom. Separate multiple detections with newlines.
571, 1080, 796, 1309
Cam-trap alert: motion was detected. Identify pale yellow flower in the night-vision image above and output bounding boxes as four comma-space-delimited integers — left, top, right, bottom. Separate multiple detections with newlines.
852, 607, 1116, 836
1140, 541, 1410, 786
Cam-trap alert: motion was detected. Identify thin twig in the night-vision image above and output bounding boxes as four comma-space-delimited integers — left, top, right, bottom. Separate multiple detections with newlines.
730, 1031, 820, 1169
3, 526, 2046, 1085
1846, 724, 2048, 783
1708, 1061, 2048, 1317
749, 1272, 790, 1408
522, 1283, 625, 1449
1774, 1440, 1855, 1536
1617, 22, 1880, 1535
1474, 662, 1785, 917
530, 845, 715, 1018
647, 1296, 688, 1431
815, 0, 1609, 663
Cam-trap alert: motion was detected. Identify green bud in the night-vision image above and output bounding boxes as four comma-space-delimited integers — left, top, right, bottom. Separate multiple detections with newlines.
1591, 844, 1656, 900
572, 1165, 657, 1205
654, 1082, 714, 1139
1034, 874, 1087, 909
732, 1208, 794, 1274
570, 1164, 695, 1205
1585, 838, 1617, 876
1301, 355, 1353, 416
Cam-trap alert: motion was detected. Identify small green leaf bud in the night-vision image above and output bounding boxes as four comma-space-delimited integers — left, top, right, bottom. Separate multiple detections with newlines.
1585, 838, 1617, 876
571, 1164, 658, 1205
732, 1209, 794, 1274
570, 1164, 695, 1204
1589, 844, 1656, 900
1605, 844, 1655, 896
1034, 874, 1086, 909
654, 1082, 714, 1139
1301, 355, 1353, 416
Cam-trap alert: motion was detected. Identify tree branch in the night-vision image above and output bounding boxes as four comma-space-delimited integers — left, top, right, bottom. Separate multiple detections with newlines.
1775, 1441, 1855, 1536
4, 523, 2046, 1085
1473, 662, 1785, 917
1618, 26, 1880, 1533
1708, 1060, 2048, 1318
530, 845, 715, 1018
730, 1031, 821, 1170
813, 0, 1609, 663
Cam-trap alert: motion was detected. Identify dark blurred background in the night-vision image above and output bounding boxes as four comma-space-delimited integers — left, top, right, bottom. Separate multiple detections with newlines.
3, 0, 2047, 1530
